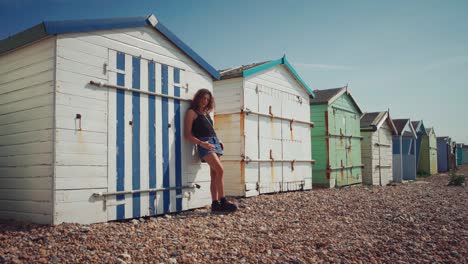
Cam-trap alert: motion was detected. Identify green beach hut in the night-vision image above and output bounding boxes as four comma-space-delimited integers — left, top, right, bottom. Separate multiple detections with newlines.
310, 86, 364, 188
419, 127, 438, 175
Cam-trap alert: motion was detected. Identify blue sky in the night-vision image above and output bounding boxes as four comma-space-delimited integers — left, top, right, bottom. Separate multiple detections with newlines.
1, 0, 467, 144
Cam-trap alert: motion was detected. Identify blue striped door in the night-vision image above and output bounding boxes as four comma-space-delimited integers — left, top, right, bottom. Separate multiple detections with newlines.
109, 51, 184, 220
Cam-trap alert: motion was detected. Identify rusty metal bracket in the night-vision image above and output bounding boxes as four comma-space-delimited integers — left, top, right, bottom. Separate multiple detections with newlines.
289, 119, 294, 131
291, 160, 296, 171
269, 149, 274, 161
240, 108, 314, 127
269, 106, 274, 117
75, 113, 82, 131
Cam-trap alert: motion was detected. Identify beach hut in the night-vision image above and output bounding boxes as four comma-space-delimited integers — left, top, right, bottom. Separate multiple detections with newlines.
0, 15, 221, 224
419, 128, 438, 175
213, 56, 315, 196
411, 120, 428, 175
392, 119, 417, 182
437, 137, 450, 173
456, 144, 463, 166
462, 145, 468, 165
360, 111, 397, 186
449, 141, 457, 171
310, 86, 363, 188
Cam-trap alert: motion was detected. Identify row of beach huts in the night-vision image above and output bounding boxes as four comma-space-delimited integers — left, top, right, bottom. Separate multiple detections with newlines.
0, 14, 467, 225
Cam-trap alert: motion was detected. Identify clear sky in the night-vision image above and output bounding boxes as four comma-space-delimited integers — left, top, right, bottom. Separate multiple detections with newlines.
1, 0, 467, 144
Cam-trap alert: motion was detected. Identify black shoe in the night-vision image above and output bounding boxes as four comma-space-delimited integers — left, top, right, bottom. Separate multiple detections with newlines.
220, 197, 238, 212
211, 200, 222, 212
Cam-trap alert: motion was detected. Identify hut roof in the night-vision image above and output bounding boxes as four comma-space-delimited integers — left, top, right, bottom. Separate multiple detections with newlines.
309, 86, 363, 114
393, 118, 417, 137
218, 56, 315, 97
219, 61, 270, 79
411, 120, 428, 135
361, 111, 397, 133
0, 14, 221, 80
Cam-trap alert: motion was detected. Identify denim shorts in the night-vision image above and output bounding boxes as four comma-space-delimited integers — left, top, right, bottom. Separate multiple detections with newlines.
197, 136, 223, 162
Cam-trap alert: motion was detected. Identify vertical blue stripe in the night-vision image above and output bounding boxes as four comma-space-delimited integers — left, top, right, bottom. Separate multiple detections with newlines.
161, 64, 170, 213
174, 68, 182, 211
116, 52, 125, 220
132, 56, 141, 218
148, 61, 156, 215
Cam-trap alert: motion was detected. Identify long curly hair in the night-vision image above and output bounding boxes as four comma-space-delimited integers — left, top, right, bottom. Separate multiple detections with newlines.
190, 89, 215, 113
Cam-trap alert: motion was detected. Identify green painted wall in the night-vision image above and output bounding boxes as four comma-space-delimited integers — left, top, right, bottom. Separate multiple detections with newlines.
429, 133, 438, 174
311, 93, 363, 188
419, 135, 431, 175
419, 131, 438, 175
311, 104, 328, 186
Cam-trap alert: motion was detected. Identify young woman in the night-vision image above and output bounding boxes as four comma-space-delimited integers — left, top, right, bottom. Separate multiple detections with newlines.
184, 89, 238, 212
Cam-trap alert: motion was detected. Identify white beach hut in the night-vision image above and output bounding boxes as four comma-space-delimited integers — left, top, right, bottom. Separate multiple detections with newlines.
0, 14, 220, 224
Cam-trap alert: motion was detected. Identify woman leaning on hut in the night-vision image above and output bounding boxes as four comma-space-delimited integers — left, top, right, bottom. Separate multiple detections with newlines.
184, 89, 238, 212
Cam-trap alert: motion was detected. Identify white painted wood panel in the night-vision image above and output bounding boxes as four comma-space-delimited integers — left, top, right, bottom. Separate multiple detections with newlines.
0, 94, 53, 116
55, 165, 107, 190
0, 177, 52, 190
0, 105, 53, 126
0, 141, 53, 157
0, 59, 55, 85
0, 210, 51, 224
0, 70, 53, 95
0, 129, 52, 146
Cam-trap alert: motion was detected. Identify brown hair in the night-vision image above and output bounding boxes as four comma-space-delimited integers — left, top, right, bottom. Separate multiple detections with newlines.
190, 89, 215, 113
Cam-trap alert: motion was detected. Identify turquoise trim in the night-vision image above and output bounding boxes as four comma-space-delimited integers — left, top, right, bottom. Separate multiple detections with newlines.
243, 58, 283, 78
242, 56, 315, 97
282, 57, 315, 97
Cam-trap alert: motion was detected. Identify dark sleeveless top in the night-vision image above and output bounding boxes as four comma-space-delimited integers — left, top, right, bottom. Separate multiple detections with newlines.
191, 111, 217, 138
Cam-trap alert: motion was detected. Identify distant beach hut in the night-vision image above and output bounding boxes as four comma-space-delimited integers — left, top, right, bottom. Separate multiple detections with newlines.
419, 128, 438, 175
411, 120, 427, 174
456, 144, 463, 166
392, 119, 417, 182
360, 111, 397, 186
310, 86, 364, 188
437, 137, 450, 173
462, 145, 468, 165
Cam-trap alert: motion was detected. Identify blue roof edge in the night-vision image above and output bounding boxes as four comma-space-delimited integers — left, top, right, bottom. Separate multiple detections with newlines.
0, 14, 220, 80
242, 55, 314, 97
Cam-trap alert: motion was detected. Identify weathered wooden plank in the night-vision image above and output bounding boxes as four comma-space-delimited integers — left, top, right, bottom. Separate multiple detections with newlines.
0, 177, 52, 190
0, 105, 52, 126
0, 165, 53, 178
0, 141, 53, 157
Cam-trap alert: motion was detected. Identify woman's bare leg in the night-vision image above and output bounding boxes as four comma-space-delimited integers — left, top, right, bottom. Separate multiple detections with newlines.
209, 167, 218, 201
203, 153, 225, 200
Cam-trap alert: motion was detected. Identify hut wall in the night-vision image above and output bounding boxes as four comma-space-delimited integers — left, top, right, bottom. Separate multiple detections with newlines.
53, 27, 214, 224
374, 122, 393, 185
463, 147, 468, 164
392, 136, 403, 182
243, 66, 312, 194
311, 93, 362, 188
327, 96, 362, 187
456, 145, 463, 166
361, 131, 374, 185
401, 137, 416, 180
419, 135, 431, 175
311, 104, 328, 187
0, 38, 56, 224
213, 78, 245, 196
429, 133, 438, 174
